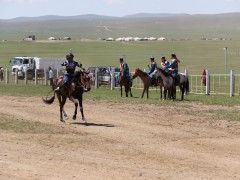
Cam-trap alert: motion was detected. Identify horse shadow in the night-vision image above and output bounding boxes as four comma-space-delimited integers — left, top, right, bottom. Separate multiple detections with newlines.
69, 122, 115, 127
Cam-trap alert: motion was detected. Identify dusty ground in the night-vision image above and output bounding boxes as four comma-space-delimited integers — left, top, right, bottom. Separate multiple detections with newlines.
0, 96, 240, 180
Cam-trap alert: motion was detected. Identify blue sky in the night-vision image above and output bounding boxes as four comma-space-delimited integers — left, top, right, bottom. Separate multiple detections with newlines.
0, 0, 240, 19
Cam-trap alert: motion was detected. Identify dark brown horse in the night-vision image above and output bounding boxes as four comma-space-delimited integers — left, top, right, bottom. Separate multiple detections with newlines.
132, 68, 165, 99
119, 68, 133, 97
175, 73, 189, 101
42, 70, 91, 123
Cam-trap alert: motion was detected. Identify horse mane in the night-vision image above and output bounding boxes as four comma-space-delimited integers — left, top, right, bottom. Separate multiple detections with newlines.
158, 68, 171, 77
74, 70, 84, 79
136, 68, 149, 77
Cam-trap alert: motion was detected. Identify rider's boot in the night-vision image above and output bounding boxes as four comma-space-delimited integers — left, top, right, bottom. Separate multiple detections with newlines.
54, 81, 67, 92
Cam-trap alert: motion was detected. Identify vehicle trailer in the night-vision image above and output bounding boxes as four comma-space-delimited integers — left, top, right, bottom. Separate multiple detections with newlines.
11, 56, 63, 79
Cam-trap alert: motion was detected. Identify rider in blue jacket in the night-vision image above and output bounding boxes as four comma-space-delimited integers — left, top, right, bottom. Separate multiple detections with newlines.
148, 57, 157, 86
165, 53, 180, 78
116, 57, 130, 85
55, 52, 80, 91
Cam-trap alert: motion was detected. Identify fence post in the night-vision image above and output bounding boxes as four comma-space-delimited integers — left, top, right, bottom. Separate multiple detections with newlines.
5, 68, 9, 84
44, 69, 48, 86
230, 70, 235, 97
35, 69, 38, 85
111, 67, 115, 90
24, 70, 28, 85
184, 69, 189, 77
57, 68, 59, 78
95, 67, 99, 89
15, 69, 18, 84
206, 69, 210, 95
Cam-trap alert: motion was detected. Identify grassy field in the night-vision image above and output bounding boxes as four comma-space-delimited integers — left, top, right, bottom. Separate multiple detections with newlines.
1, 40, 240, 75
0, 84, 239, 106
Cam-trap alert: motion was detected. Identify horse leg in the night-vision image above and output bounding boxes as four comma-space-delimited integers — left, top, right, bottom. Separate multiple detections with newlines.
120, 86, 123, 97
180, 85, 184, 101
147, 87, 149, 99
125, 88, 128, 97
72, 99, 78, 120
163, 89, 167, 100
79, 96, 86, 122
129, 87, 133, 97
160, 86, 162, 99
141, 88, 146, 98
172, 87, 176, 101
60, 96, 67, 122
62, 107, 68, 120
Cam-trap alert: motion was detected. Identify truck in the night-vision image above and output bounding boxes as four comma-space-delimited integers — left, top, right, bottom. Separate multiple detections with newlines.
11, 56, 64, 79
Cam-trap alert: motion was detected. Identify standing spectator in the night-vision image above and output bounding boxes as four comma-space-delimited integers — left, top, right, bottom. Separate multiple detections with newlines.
202, 69, 206, 86
48, 67, 53, 87
0, 67, 4, 81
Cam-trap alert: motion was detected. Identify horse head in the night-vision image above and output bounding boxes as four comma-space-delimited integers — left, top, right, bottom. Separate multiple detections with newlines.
132, 68, 140, 79
81, 71, 91, 92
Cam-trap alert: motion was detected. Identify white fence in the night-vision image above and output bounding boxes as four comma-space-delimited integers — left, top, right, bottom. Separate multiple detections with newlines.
1, 68, 240, 97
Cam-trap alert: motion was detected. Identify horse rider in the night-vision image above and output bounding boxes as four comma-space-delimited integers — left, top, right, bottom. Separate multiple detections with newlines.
55, 52, 80, 91
148, 57, 158, 86
116, 57, 130, 85
165, 53, 180, 83
160, 56, 170, 72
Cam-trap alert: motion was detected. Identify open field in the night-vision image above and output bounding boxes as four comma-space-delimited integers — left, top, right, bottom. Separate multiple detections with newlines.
0, 95, 240, 180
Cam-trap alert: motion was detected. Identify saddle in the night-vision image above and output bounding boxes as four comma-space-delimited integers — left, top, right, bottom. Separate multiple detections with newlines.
55, 76, 76, 96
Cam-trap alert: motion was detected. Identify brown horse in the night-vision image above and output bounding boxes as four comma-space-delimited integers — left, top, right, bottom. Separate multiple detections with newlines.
119, 68, 133, 97
132, 68, 165, 99
42, 70, 91, 123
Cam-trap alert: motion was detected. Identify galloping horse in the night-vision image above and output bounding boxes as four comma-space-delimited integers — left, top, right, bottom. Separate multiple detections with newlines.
175, 73, 189, 101
155, 68, 176, 100
119, 68, 133, 97
42, 70, 91, 123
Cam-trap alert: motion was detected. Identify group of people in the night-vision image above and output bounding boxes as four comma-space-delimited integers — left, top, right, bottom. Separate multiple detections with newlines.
116, 53, 181, 86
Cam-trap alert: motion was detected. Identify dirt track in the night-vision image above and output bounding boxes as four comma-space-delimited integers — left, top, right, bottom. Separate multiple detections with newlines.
0, 96, 240, 180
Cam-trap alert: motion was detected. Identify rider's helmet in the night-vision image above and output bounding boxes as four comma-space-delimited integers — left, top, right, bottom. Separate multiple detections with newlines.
119, 57, 124, 63
171, 53, 176, 58
66, 52, 74, 59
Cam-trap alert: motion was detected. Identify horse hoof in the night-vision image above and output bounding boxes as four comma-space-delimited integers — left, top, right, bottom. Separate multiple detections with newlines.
82, 117, 86, 123
63, 116, 68, 120
60, 119, 65, 123
72, 116, 76, 120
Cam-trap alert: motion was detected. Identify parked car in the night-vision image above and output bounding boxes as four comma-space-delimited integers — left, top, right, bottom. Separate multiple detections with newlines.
87, 66, 120, 86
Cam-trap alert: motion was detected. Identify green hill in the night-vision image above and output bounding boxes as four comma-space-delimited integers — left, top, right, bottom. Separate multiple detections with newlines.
1, 13, 240, 41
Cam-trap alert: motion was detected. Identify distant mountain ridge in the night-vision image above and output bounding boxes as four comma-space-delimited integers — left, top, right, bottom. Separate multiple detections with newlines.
1, 12, 240, 41
0, 14, 119, 23
0, 13, 189, 23
123, 13, 189, 18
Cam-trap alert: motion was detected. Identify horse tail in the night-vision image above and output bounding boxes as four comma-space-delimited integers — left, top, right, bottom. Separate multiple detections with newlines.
42, 91, 55, 105
185, 77, 189, 94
